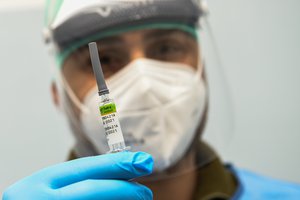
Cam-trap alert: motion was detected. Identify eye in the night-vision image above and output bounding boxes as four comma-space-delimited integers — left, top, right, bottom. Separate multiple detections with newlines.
100, 54, 116, 67
99, 50, 129, 78
158, 43, 180, 55
146, 39, 188, 62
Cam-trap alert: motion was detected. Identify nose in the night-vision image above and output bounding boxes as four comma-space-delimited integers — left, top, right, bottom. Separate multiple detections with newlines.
129, 46, 146, 61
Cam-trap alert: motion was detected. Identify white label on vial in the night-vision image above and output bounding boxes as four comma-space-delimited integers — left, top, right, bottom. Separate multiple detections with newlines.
100, 103, 125, 150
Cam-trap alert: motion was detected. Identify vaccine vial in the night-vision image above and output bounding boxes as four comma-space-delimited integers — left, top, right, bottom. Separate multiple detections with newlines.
99, 93, 129, 153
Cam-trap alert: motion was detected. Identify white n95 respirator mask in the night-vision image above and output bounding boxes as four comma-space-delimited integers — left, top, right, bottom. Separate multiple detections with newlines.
80, 58, 207, 171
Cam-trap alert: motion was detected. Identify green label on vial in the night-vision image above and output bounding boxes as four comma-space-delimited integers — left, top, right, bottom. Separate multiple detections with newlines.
99, 103, 117, 115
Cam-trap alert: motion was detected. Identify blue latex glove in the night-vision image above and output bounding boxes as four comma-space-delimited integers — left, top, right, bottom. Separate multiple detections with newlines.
2, 151, 153, 200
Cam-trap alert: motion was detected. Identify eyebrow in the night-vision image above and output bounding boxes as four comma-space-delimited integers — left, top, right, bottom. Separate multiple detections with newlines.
143, 29, 186, 41
97, 36, 125, 46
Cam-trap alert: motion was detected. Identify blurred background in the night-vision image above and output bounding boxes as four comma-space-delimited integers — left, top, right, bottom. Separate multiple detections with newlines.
0, 0, 299, 193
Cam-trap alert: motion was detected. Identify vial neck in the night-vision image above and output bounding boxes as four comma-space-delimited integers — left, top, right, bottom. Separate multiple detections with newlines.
100, 93, 110, 102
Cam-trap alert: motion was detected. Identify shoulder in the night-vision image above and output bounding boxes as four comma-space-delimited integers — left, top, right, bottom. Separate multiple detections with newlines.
232, 167, 300, 200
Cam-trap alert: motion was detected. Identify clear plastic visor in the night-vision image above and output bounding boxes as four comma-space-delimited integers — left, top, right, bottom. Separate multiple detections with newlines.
51, 22, 233, 180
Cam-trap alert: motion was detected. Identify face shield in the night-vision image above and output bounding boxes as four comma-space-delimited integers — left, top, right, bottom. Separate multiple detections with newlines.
44, 0, 233, 180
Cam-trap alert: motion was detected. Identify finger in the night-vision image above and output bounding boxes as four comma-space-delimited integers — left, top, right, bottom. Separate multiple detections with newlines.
36, 151, 153, 188
55, 179, 153, 200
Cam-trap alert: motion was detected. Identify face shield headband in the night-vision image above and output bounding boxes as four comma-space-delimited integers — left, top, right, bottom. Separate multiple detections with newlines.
44, 0, 206, 66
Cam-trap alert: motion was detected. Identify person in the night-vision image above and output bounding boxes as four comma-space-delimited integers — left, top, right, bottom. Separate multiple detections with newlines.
3, 0, 300, 199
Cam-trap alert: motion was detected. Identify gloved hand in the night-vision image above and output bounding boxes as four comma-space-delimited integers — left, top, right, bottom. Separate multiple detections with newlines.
2, 151, 153, 200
